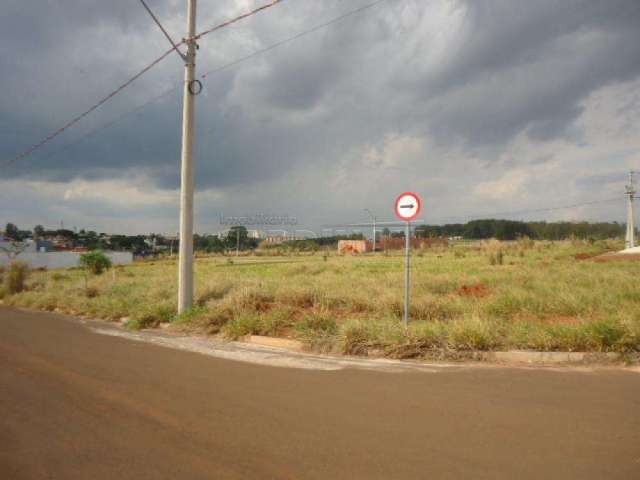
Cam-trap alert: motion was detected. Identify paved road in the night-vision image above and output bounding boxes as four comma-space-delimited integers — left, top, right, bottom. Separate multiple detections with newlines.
1, 307, 639, 479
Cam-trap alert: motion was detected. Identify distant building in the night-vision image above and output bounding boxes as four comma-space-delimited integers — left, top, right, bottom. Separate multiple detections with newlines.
338, 240, 371, 254
218, 229, 266, 240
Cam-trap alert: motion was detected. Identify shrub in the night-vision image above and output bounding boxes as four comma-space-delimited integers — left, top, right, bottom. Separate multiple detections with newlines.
79, 251, 112, 275
5, 261, 29, 294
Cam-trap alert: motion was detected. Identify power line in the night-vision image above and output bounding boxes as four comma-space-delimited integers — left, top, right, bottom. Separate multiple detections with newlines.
2, 0, 285, 168
5, 0, 391, 168
201, 0, 390, 79
430, 197, 622, 223
329, 197, 622, 229
138, 0, 186, 61
2, 45, 178, 168
195, 0, 283, 40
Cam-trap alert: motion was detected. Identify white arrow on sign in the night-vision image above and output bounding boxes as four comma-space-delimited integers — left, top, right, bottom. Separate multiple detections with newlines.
394, 192, 422, 221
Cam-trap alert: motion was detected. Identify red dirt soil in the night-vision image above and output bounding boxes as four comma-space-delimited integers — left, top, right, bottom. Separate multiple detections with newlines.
456, 284, 491, 298
593, 252, 640, 263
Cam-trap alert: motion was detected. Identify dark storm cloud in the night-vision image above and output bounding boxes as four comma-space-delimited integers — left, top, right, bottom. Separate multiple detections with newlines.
1, 0, 639, 208
395, 0, 640, 146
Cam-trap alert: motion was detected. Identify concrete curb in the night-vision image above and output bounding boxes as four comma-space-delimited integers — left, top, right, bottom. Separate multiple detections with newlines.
481, 351, 622, 364
241, 336, 625, 365
0, 306, 630, 367
244, 335, 304, 352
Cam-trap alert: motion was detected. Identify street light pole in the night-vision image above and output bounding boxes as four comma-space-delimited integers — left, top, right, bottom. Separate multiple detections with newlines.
364, 208, 376, 253
626, 171, 636, 249
177, 0, 197, 314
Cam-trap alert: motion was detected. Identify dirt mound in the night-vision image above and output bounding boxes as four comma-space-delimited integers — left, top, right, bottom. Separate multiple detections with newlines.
594, 252, 640, 263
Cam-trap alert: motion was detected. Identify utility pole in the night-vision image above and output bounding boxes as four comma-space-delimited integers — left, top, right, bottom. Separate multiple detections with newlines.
625, 170, 636, 249
236, 229, 240, 257
177, 0, 198, 314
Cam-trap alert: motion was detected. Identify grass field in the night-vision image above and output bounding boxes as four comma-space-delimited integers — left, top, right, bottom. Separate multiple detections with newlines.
2, 239, 640, 358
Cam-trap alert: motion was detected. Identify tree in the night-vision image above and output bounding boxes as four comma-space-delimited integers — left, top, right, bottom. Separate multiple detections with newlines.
4, 223, 20, 240
79, 251, 112, 275
225, 226, 249, 250
33, 225, 45, 238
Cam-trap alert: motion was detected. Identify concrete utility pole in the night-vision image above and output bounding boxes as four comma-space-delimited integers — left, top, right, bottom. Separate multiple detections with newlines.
364, 209, 376, 253
178, 0, 198, 314
625, 171, 636, 249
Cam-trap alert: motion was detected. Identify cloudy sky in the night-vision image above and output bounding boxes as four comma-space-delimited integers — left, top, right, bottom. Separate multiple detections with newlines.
1, 0, 639, 236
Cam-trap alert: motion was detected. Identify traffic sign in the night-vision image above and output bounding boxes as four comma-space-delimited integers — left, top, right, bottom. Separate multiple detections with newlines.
394, 192, 422, 222
393, 191, 423, 326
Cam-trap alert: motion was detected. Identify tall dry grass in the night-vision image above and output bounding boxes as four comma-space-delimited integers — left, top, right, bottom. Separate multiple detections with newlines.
4, 239, 637, 356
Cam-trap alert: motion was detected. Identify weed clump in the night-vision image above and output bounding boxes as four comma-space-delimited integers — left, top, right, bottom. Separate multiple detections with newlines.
85, 286, 100, 298
127, 303, 175, 330
296, 310, 337, 336
489, 250, 504, 265
51, 272, 70, 282
196, 283, 232, 306
222, 313, 260, 339
4, 261, 29, 294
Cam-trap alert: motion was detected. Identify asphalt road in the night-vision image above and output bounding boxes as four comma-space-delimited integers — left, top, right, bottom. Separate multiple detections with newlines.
1, 307, 639, 479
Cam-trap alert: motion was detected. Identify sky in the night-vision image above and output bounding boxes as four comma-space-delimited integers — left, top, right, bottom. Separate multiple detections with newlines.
1, 0, 639, 236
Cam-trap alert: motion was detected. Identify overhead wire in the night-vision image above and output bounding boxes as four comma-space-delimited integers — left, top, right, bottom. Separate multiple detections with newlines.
2, 0, 285, 168
2, 46, 178, 168
329, 197, 623, 230
5, 0, 391, 168
138, 0, 186, 60
438, 197, 621, 222
195, 0, 284, 40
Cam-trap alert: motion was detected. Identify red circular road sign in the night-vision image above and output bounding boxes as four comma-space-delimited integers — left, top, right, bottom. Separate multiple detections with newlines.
394, 191, 423, 221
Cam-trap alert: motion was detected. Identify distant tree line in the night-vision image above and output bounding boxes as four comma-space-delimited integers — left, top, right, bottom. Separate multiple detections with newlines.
195, 226, 260, 253
3, 223, 154, 254
414, 220, 628, 241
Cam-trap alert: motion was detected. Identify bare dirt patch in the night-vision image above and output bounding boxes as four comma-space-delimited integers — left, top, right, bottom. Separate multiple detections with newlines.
594, 253, 640, 263
456, 284, 491, 298
545, 315, 583, 326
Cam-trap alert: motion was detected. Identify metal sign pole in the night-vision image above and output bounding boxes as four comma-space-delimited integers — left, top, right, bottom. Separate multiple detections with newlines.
403, 220, 411, 326
394, 191, 422, 327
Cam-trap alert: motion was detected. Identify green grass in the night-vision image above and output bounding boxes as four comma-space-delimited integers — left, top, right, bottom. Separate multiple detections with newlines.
3, 239, 639, 357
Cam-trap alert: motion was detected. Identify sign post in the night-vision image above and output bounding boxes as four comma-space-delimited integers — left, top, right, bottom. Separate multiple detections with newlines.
394, 192, 423, 325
